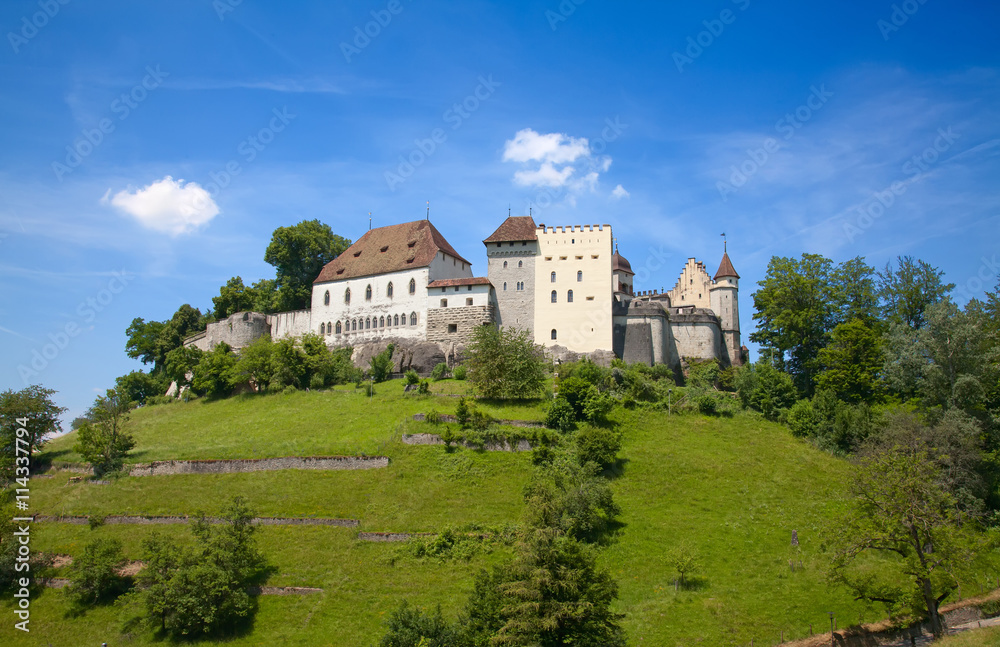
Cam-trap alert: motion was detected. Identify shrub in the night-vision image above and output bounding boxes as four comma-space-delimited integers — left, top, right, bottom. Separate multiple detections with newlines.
425, 411, 442, 425
452, 365, 467, 380
734, 360, 798, 421
404, 369, 420, 385
308, 374, 325, 390
282, 385, 298, 395
369, 344, 395, 383
88, 515, 106, 530
431, 363, 449, 381
786, 398, 820, 437
465, 325, 546, 399
456, 397, 472, 427
582, 390, 615, 424
559, 377, 594, 417
67, 538, 129, 605
418, 380, 430, 394
576, 426, 623, 468
545, 397, 577, 432
377, 601, 461, 647
696, 394, 718, 416
363, 382, 376, 397
469, 410, 493, 432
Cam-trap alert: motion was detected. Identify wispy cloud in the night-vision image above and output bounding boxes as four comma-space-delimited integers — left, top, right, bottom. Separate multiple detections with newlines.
169, 77, 347, 94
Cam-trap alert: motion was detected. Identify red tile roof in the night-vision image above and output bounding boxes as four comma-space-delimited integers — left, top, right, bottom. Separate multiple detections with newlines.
612, 250, 634, 275
714, 252, 740, 280
483, 216, 538, 243
427, 277, 492, 288
314, 220, 471, 284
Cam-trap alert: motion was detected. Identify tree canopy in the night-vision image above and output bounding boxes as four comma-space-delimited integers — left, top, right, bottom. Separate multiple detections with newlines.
264, 220, 351, 311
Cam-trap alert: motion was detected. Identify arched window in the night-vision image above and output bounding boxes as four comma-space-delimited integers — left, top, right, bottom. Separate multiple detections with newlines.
394, 314, 399, 326
518, 260, 523, 268
551, 329, 557, 340
352, 319, 357, 331
387, 282, 394, 298
365, 284, 372, 301
410, 312, 417, 326
551, 271, 556, 282
344, 288, 351, 304
336, 321, 342, 334
379, 316, 385, 328
577, 270, 583, 282
551, 290, 557, 303
503, 261, 508, 269
324, 290, 330, 306
320, 322, 326, 334
365, 317, 371, 329
503, 282, 507, 291
567, 290, 574, 303
327, 321, 332, 335
409, 278, 416, 294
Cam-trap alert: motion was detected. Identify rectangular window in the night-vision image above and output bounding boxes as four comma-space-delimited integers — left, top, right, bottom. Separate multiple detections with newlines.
559, 256, 567, 260
592, 255, 599, 259
448, 324, 458, 333
545, 256, 552, 261
586, 296, 595, 301
466, 298, 473, 306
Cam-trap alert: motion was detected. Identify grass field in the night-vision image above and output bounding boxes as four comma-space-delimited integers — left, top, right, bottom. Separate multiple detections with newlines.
4, 379, 996, 646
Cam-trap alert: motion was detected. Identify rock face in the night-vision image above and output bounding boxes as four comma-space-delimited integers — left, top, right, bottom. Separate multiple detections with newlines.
350, 339, 467, 375
543, 344, 616, 367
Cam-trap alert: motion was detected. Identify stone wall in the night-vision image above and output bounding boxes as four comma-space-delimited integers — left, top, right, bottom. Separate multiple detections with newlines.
670, 311, 722, 364
269, 309, 311, 341
126, 456, 388, 476
487, 244, 537, 333
426, 304, 494, 344
186, 312, 271, 351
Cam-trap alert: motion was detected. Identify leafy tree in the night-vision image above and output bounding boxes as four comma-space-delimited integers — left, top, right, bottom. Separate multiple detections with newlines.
667, 544, 702, 590
125, 305, 207, 375
466, 326, 546, 400
67, 538, 129, 605
558, 377, 594, 418
404, 369, 420, 385
575, 426, 622, 469
734, 360, 797, 420
369, 344, 396, 383
164, 345, 203, 389
830, 446, 977, 638
816, 319, 885, 404
0, 385, 65, 481
212, 277, 281, 318
523, 460, 621, 545
876, 255, 954, 330
431, 362, 449, 381
264, 220, 351, 311
831, 256, 880, 327
125, 317, 166, 367
545, 397, 576, 432
74, 386, 136, 477
114, 370, 167, 406
137, 497, 267, 638
378, 601, 463, 647
749, 254, 838, 394
228, 335, 274, 391
192, 342, 238, 398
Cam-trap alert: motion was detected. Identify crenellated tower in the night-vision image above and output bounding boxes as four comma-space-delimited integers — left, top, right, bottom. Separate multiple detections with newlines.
708, 242, 741, 365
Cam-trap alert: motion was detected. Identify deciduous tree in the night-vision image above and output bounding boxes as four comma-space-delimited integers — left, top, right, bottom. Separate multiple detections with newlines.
264, 220, 350, 311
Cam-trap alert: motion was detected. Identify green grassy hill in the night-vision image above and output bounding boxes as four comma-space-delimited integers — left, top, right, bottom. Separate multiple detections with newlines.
3, 380, 988, 645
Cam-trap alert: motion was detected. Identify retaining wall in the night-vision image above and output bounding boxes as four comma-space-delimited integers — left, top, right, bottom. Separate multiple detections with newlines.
126, 455, 388, 476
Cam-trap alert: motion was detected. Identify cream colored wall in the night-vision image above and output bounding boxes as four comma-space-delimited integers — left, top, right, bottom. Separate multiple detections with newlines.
533, 225, 613, 352
667, 258, 714, 309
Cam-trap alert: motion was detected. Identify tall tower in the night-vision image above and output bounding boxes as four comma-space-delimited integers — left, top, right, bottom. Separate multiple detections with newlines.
483, 215, 538, 334
709, 243, 741, 366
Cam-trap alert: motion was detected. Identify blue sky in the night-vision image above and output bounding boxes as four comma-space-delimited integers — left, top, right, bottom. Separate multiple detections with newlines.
2, 0, 999, 425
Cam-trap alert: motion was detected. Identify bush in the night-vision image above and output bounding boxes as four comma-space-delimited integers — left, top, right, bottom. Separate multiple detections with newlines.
786, 398, 820, 437
452, 365, 467, 380
67, 538, 129, 605
309, 374, 325, 390
404, 369, 420, 385
734, 360, 798, 421
363, 382, 376, 397
425, 411, 442, 425
369, 344, 395, 383
456, 397, 472, 427
582, 390, 615, 424
465, 325, 546, 399
282, 385, 298, 395
576, 426, 623, 468
559, 377, 594, 417
469, 410, 493, 432
545, 397, 577, 432
377, 600, 462, 647
418, 380, 430, 394
431, 363, 449, 381
696, 394, 718, 416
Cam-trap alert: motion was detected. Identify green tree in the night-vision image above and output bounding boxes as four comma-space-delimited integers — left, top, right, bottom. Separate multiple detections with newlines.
125, 304, 207, 375
830, 446, 977, 638
212, 276, 255, 319
831, 256, 880, 327
749, 254, 838, 394
164, 345, 203, 389
877, 255, 954, 330
816, 319, 885, 404
67, 538, 129, 605
466, 326, 547, 400
229, 335, 274, 391
523, 460, 621, 545
378, 601, 463, 647
734, 360, 797, 420
369, 344, 396, 383
191, 342, 238, 398
264, 220, 351, 311
0, 385, 65, 481
114, 370, 167, 406
74, 386, 136, 477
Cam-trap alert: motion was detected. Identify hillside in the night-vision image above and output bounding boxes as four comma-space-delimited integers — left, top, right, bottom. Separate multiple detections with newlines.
4, 381, 988, 645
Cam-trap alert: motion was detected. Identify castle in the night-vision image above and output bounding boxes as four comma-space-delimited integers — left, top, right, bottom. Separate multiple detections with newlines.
186, 215, 744, 371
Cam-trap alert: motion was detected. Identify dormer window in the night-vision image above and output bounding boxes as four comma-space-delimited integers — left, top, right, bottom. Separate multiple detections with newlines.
365, 285, 372, 301
380, 245, 389, 252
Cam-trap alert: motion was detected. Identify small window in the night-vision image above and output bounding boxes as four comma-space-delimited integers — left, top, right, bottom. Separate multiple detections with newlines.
366, 285, 372, 300
545, 256, 552, 261
409, 278, 416, 294
577, 270, 583, 282
320, 323, 326, 334
366, 317, 371, 329
327, 321, 332, 335
503, 282, 507, 291
551, 271, 556, 282
518, 261, 523, 268
448, 324, 458, 333
496, 243, 501, 248
466, 298, 473, 306
454, 286, 460, 292
380, 316, 385, 328
468, 285, 472, 291
324, 290, 330, 306
551, 290, 557, 303
441, 299, 448, 308
503, 261, 508, 269
352, 319, 357, 331
442, 287, 447, 293
387, 282, 394, 298
567, 290, 573, 303
592, 255, 598, 259
345, 288, 351, 304
410, 312, 417, 326
560, 256, 567, 260
393, 314, 399, 326
336, 321, 342, 334
551, 329, 557, 340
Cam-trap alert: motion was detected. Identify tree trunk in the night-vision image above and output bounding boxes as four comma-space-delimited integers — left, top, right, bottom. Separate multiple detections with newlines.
920, 576, 944, 638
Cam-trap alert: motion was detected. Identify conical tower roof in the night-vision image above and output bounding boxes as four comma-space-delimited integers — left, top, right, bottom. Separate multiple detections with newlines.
714, 251, 740, 281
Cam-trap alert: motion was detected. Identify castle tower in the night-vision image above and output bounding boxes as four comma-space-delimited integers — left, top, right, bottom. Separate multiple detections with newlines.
612, 244, 635, 304
483, 215, 538, 333
709, 244, 741, 366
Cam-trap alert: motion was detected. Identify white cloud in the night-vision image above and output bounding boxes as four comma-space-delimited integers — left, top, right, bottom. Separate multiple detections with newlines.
103, 176, 219, 236
612, 184, 630, 200
513, 162, 576, 188
502, 128, 590, 164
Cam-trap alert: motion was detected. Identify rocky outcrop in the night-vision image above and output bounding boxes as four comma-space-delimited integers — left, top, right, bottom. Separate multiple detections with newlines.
351, 338, 467, 375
